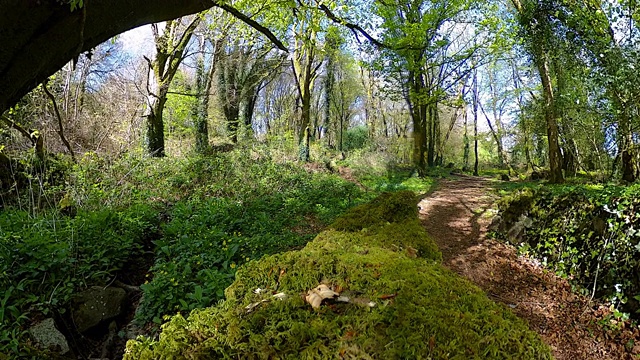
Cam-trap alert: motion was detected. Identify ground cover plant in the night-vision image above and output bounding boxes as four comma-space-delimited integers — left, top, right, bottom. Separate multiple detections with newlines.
0, 148, 370, 357
0, 204, 160, 356
5, 0, 640, 357
125, 192, 552, 359
495, 182, 640, 317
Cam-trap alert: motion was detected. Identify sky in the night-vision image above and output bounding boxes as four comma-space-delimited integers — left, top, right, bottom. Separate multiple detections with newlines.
119, 25, 156, 58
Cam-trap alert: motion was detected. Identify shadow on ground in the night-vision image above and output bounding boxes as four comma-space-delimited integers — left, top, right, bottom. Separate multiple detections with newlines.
418, 175, 637, 360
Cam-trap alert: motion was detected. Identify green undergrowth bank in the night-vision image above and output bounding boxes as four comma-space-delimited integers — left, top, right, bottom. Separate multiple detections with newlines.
125, 191, 552, 359
0, 150, 368, 357
495, 183, 640, 316
0, 205, 159, 356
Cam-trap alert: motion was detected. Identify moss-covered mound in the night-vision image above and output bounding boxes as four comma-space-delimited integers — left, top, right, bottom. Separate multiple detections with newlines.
331, 191, 419, 231
125, 191, 551, 360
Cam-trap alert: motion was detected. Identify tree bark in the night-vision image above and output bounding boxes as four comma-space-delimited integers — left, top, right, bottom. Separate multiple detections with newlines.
536, 51, 564, 183
291, 29, 319, 162
511, 0, 564, 183
408, 70, 428, 176
462, 107, 470, 171
473, 68, 479, 176
145, 17, 200, 156
193, 35, 212, 153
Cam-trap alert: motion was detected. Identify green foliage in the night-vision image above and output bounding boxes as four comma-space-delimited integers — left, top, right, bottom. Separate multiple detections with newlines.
125, 192, 550, 359
496, 183, 640, 314
0, 204, 160, 355
343, 125, 369, 151
2, 148, 369, 355
125, 151, 368, 324
0, 152, 74, 208
337, 149, 436, 193
165, 71, 198, 139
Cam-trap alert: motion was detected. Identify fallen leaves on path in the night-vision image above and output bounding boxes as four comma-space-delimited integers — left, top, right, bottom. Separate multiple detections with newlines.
418, 175, 640, 360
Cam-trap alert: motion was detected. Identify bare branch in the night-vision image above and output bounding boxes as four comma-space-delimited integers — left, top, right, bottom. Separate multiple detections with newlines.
215, 3, 288, 52
42, 78, 76, 162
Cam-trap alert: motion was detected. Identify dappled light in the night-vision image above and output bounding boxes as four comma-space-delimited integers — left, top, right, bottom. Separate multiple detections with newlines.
2, 0, 640, 358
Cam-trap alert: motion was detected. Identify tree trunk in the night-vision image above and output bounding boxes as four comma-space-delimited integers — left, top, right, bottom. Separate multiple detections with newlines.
243, 87, 259, 128
145, 17, 200, 157
427, 101, 438, 167
291, 35, 318, 162
473, 68, 479, 176
619, 113, 635, 182
324, 56, 335, 143
146, 94, 167, 157
536, 52, 564, 183
193, 37, 210, 153
407, 70, 428, 176
511, 0, 563, 182
463, 107, 470, 171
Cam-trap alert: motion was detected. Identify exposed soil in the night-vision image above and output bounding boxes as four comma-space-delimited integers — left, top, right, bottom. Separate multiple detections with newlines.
418, 175, 640, 360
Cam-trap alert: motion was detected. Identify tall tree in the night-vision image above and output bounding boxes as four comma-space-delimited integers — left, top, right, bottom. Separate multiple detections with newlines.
217, 33, 283, 143
144, 16, 200, 157
558, 0, 638, 181
511, 0, 564, 183
192, 33, 216, 153
290, 9, 323, 161
374, 0, 478, 175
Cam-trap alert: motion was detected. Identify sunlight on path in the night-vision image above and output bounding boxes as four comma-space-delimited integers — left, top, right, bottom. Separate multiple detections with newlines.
418, 176, 636, 360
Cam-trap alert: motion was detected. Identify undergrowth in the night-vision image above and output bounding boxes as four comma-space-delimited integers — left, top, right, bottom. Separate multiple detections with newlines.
125, 192, 551, 359
495, 182, 640, 316
0, 147, 369, 357
0, 204, 160, 357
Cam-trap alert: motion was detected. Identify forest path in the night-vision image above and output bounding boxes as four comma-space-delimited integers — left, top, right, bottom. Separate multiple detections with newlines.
418, 175, 637, 360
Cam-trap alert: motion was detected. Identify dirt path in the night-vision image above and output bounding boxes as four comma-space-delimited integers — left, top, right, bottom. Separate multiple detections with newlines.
418, 175, 640, 360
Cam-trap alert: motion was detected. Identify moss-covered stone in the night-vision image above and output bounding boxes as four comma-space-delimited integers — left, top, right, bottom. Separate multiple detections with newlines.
496, 188, 537, 228
125, 192, 551, 360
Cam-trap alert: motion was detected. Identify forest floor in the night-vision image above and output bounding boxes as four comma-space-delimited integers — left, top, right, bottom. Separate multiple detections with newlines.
418, 175, 640, 360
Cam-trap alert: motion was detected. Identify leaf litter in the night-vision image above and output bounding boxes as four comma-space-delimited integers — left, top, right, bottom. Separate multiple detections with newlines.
418, 175, 640, 360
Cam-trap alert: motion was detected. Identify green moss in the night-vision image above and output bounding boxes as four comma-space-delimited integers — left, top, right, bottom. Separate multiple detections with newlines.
331, 191, 419, 231
125, 192, 551, 360
496, 188, 537, 226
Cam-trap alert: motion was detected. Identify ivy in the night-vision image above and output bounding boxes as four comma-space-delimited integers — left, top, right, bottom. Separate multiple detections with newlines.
497, 183, 640, 315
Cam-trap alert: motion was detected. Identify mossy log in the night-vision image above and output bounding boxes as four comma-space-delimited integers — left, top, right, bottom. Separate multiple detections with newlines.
125, 191, 552, 359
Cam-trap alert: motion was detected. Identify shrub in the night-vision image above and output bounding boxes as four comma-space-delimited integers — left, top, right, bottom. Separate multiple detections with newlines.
343, 125, 369, 151
133, 154, 368, 324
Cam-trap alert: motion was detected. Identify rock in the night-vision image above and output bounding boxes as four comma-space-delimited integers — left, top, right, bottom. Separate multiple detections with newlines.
325, 159, 338, 173
507, 214, 533, 242
28, 318, 69, 355
489, 215, 502, 231
72, 286, 126, 333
